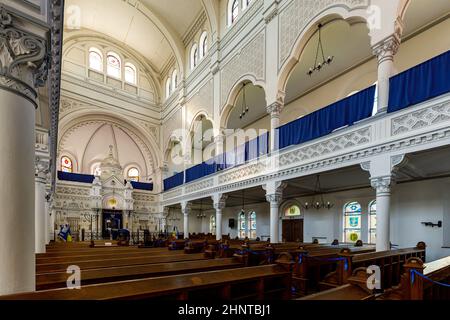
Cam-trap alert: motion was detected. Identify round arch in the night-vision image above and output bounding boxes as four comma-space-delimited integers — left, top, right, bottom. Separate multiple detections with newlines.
277, 8, 370, 95
58, 110, 161, 181
220, 75, 267, 129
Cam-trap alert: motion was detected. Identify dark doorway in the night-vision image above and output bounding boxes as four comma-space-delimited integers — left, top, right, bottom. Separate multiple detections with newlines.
282, 219, 304, 242
102, 210, 123, 240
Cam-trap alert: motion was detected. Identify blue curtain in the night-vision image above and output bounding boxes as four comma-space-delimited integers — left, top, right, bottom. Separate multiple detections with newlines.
388, 50, 450, 113
246, 132, 269, 161
57, 171, 95, 184
164, 172, 184, 191
185, 161, 218, 183
276, 85, 376, 150
130, 181, 154, 191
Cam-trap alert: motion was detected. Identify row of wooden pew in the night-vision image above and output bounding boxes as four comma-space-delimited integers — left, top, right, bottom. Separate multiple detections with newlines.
1, 239, 448, 300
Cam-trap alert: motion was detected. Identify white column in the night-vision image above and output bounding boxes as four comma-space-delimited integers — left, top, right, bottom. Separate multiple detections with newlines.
264, 182, 286, 244
214, 133, 225, 158
372, 35, 401, 114
212, 194, 228, 241
267, 102, 283, 152
181, 202, 191, 239
45, 194, 51, 245
0, 8, 49, 295
34, 161, 48, 253
371, 176, 394, 252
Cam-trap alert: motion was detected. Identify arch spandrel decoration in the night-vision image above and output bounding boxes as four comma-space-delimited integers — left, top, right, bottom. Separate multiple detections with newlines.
278, 0, 370, 70
220, 31, 266, 110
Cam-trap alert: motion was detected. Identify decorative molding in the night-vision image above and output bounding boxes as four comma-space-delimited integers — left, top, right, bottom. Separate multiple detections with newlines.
186, 178, 213, 194
212, 194, 228, 211
182, 11, 208, 47
372, 34, 401, 63
391, 101, 450, 136
278, 0, 369, 68
370, 175, 395, 195
220, 31, 265, 109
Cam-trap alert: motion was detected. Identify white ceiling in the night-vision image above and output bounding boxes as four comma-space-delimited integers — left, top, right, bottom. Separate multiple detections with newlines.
60, 122, 148, 178
403, 0, 450, 36
64, 0, 203, 73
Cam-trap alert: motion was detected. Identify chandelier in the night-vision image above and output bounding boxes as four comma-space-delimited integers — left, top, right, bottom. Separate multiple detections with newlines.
307, 23, 334, 76
197, 200, 207, 219
239, 83, 250, 119
301, 175, 334, 210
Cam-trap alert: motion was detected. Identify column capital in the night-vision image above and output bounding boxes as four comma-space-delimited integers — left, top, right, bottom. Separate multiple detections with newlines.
372, 34, 401, 64
266, 101, 283, 117
0, 7, 49, 108
212, 194, 228, 211
263, 0, 280, 24
371, 175, 395, 195
264, 181, 287, 205
35, 156, 49, 181
181, 201, 191, 215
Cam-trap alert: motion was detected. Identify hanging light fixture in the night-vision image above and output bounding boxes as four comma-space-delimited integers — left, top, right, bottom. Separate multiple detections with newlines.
307, 23, 334, 76
240, 189, 246, 215
239, 83, 250, 119
301, 175, 334, 210
197, 199, 206, 219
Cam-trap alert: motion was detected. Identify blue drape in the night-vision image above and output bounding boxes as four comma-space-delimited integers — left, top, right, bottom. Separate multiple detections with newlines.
57, 171, 95, 184
388, 50, 450, 113
130, 181, 154, 191
185, 161, 218, 183
276, 85, 376, 150
164, 172, 184, 191
246, 132, 269, 161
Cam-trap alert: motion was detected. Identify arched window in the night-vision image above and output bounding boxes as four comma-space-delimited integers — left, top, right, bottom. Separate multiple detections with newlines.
344, 202, 362, 243
171, 70, 178, 91
106, 52, 121, 79
199, 31, 208, 59
248, 211, 256, 239
165, 78, 172, 98
238, 211, 246, 239
89, 48, 103, 72
209, 215, 216, 235
124, 63, 137, 85
285, 205, 301, 218
242, 0, 251, 10
190, 44, 199, 70
61, 156, 73, 173
369, 200, 377, 244
228, 0, 239, 26
127, 167, 139, 182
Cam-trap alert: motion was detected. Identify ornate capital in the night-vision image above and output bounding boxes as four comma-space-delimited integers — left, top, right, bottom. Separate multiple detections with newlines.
212, 194, 228, 211
267, 101, 283, 117
181, 201, 191, 215
264, 181, 287, 205
371, 176, 395, 195
0, 7, 49, 107
266, 193, 283, 206
35, 156, 49, 181
372, 35, 401, 64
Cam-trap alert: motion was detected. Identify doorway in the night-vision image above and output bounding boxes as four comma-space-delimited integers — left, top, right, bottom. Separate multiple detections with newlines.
102, 210, 123, 240
282, 219, 304, 242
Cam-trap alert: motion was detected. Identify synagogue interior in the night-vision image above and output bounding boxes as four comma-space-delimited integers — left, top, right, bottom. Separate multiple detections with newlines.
0, 0, 449, 302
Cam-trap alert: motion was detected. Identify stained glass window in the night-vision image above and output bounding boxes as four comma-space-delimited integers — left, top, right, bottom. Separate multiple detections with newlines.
61, 156, 73, 173
210, 215, 216, 235
89, 48, 103, 72
369, 200, 377, 244
248, 211, 256, 239
231, 0, 239, 24
285, 205, 301, 217
344, 202, 362, 243
238, 211, 246, 239
107, 52, 121, 79
127, 168, 139, 182
124, 63, 137, 85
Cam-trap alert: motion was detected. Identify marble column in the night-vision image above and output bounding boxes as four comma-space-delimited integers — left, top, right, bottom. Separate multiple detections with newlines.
267, 102, 283, 152
373, 35, 401, 114
35, 160, 48, 253
264, 182, 287, 244
212, 194, 228, 241
0, 8, 49, 295
371, 176, 395, 252
181, 202, 191, 239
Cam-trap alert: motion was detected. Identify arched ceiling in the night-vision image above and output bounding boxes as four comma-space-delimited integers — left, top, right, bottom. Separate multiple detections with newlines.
65, 0, 205, 74
60, 122, 150, 180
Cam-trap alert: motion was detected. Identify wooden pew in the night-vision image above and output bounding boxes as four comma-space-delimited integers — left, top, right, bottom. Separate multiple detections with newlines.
184, 239, 219, 254
299, 268, 376, 300
381, 256, 450, 300
291, 245, 376, 296
3, 265, 292, 301
168, 239, 188, 250
320, 242, 426, 292
36, 249, 190, 266
36, 253, 211, 274
36, 257, 245, 290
